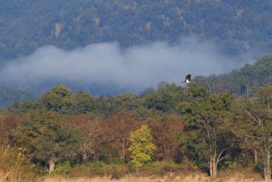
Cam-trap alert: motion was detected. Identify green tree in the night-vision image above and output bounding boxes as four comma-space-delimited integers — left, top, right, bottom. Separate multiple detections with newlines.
92, 93, 142, 119
128, 125, 156, 169
143, 83, 183, 113
38, 85, 73, 113
72, 91, 94, 114
34, 85, 94, 115
13, 109, 82, 173
238, 85, 272, 181
179, 87, 236, 178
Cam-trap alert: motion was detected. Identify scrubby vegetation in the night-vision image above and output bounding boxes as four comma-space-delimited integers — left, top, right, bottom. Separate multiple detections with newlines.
0, 146, 39, 181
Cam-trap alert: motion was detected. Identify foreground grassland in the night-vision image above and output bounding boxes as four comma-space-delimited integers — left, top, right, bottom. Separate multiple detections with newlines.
41, 172, 262, 182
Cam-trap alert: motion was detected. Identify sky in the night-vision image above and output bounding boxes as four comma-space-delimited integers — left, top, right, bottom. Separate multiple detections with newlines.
0, 37, 256, 93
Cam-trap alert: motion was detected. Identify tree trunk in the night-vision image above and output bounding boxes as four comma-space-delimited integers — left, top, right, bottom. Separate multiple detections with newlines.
82, 151, 89, 161
48, 158, 56, 174
120, 145, 126, 161
213, 158, 217, 178
120, 139, 127, 161
254, 148, 258, 165
209, 153, 217, 178
210, 157, 213, 177
264, 148, 271, 181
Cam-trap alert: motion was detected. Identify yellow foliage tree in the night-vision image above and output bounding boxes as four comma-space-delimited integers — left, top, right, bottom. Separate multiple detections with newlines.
128, 124, 156, 169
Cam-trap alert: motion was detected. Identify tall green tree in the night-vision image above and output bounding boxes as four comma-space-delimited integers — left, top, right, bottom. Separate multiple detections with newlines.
239, 85, 272, 181
179, 87, 236, 178
13, 109, 82, 173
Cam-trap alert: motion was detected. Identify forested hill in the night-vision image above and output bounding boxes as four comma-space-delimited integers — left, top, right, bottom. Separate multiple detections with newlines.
1, 0, 272, 61
193, 56, 272, 96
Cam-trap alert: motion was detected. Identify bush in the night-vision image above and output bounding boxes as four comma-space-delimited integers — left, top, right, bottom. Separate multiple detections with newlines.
68, 161, 129, 178
141, 161, 198, 175
54, 160, 199, 177
55, 161, 72, 175
0, 146, 39, 181
224, 161, 243, 170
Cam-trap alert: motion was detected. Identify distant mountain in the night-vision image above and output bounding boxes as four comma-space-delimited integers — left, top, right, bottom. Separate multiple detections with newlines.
193, 56, 272, 96
1, 0, 272, 61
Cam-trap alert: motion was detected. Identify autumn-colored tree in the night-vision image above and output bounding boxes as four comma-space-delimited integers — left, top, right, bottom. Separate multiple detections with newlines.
0, 113, 18, 146
128, 124, 156, 169
147, 114, 185, 160
65, 114, 101, 161
98, 110, 139, 161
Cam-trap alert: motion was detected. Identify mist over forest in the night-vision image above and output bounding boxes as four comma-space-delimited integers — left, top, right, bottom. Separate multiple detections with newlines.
1, 0, 272, 104
0, 37, 256, 95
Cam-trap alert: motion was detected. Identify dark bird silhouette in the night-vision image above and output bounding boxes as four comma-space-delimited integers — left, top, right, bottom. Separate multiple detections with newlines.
184, 74, 191, 83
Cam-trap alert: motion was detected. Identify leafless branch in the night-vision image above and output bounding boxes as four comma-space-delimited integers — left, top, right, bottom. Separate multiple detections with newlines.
245, 110, 261, 125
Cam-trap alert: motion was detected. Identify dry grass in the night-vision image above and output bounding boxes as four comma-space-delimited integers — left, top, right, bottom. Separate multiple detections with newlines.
39, 171, 264, 182
0, 146, 38, 182
216, 170, 263, 182
40, 174, 206, 182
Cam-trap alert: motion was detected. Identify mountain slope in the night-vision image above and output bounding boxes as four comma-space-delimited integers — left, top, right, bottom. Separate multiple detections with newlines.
1, 0, 272, 60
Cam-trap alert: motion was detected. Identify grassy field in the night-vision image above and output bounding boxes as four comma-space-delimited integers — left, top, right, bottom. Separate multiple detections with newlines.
40, 171, 263, 182
0, 148, 265, 182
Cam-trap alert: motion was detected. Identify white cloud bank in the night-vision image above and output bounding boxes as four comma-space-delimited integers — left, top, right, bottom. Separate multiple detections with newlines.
0, 37, 255, 92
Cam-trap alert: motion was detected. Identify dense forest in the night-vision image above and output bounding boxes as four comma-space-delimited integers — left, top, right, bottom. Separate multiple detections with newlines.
1, 0, 272, 61
1, 57, 272, 181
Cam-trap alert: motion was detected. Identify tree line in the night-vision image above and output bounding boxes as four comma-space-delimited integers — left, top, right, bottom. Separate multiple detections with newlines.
1, 83, 272, 181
